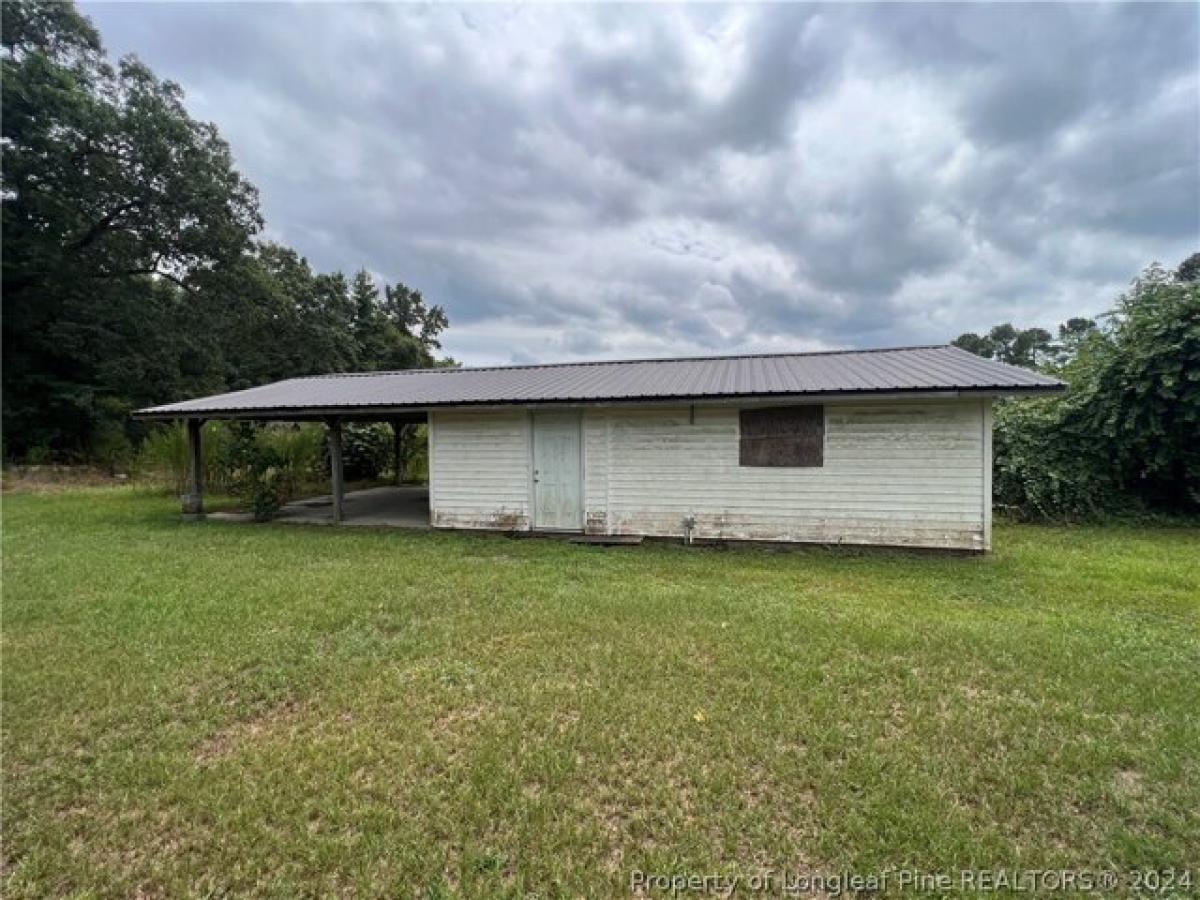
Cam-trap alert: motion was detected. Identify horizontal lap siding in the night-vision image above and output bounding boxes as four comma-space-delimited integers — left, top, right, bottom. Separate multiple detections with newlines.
429, 410, 531, 531
583, 402, 986, 549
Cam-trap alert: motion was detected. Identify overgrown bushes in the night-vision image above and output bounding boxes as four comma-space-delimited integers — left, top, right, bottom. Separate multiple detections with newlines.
990, 261, 1199, 520
992, 398, 1122, 520
336, 424, 392, 482
136, 422, 235, 494
136, 422, 324, 518
133, 420, 425, 519
223, 423, 327, 520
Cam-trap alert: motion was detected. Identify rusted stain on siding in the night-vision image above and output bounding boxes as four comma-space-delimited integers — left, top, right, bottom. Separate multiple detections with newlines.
606, 511, 980, 549
428, 409, 532, 532
433, 509, 530, 532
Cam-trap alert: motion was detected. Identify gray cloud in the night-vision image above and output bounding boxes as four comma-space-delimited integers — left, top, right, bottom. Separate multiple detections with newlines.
82, 1, 1199, 365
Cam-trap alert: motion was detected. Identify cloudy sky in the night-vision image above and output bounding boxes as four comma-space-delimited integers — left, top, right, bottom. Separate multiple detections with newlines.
84, 2, 1198, 366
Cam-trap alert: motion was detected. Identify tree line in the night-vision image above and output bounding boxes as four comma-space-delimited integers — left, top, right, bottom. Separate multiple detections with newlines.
2, 0, 448, 465
953, 255, 1200, 518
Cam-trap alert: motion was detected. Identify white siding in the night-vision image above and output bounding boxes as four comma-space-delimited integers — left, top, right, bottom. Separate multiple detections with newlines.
583, 400, 989, 550
428, 409, 531, 530
982, 400, 993, 551
429, 399, 991, 549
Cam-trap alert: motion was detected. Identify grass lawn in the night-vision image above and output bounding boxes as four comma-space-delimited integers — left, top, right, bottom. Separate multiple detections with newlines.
3, 489, 1198, 897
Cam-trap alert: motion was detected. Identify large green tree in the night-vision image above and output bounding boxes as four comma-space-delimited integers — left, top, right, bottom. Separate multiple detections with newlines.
193, 249, 448, 389
979, 259, 1200, 517
2, 0, 261, 457
2, 1, 448, 462
1062, 263, 1200, 509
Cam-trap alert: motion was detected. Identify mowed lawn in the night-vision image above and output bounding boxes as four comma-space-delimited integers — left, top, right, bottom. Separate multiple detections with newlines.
3, 489, 1198, 897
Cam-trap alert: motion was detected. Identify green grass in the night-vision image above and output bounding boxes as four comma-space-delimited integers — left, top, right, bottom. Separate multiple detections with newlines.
3, 489, 1198, 897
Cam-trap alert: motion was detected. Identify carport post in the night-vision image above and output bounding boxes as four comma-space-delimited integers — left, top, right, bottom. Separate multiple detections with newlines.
182, 417, 205, 519
392, 421, 404, 485
328, 418, 344, 524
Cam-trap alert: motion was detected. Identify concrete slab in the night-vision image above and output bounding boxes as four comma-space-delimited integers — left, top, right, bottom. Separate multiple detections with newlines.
208, 485, 431, 529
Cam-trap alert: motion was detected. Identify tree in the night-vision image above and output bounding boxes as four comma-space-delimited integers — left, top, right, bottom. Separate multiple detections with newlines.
2, 4, 260, 296
1053, 317, 1098, 366
384, 282, 448, 352
1064, 263, 1200, 509
992, 258, 1200, 517
2, 0, 261, 458
952, 323, 1054, 368
1, 1, 450, 462
950, 331, 994, 360
1176, 252, 1200, 283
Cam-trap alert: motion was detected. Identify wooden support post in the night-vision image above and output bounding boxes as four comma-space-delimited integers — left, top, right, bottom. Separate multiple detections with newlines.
393, 421, 404, 485
328, 418, 344, 524
182, 418, 205, 519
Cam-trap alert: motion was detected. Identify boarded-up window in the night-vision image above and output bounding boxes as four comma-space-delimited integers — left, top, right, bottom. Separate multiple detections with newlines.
739, 406, 824, 467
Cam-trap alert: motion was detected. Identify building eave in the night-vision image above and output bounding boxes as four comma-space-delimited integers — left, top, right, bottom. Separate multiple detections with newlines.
131, 383, 1065, 421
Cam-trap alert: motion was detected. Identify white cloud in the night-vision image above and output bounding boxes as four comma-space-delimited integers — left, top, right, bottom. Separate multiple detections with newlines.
82, 1, 1199, 365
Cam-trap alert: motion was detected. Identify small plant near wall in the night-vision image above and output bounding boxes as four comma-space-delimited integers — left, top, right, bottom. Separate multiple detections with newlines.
218, 423, 324, 520
225, 425, 286, 521
249, 467, 286, 521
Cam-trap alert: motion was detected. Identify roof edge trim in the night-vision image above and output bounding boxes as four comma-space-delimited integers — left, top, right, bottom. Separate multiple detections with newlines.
133, 382, 1066, 420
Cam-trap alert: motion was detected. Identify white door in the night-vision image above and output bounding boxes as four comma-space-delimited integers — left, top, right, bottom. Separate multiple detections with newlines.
532, 412, 583, 531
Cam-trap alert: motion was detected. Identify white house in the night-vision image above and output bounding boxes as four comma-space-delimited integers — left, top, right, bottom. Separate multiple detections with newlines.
136, 345, 1064, 551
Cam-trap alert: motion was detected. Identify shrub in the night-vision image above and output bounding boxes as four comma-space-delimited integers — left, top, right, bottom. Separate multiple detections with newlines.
22, 443, 55, 466
989, 260, 1199, 520
1061, 265, 1200, 511
242, 461, 287, 521
399, 424, 429, 483
992, 398, 1125, 520
334, 423, 392, 482
223, 423, 326, 520
89, 421, 135, 475
224, 424, 286, 521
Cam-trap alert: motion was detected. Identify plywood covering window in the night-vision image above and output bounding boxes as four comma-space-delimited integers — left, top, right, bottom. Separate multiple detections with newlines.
739, 406, 824, 467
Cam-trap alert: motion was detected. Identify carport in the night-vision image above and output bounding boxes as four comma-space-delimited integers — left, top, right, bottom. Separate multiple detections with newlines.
140, 407, 428, 526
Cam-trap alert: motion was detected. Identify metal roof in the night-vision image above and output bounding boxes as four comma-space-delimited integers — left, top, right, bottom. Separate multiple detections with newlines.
133, 344, 1065, 419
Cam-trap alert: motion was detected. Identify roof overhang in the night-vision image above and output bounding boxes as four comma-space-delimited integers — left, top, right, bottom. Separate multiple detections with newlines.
132, 384, 1065, 421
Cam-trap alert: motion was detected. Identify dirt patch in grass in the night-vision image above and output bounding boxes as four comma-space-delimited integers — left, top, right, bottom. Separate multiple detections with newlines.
1114, 769, 1144, 797
194, 698, 307, 764
430, 702, 492, 736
